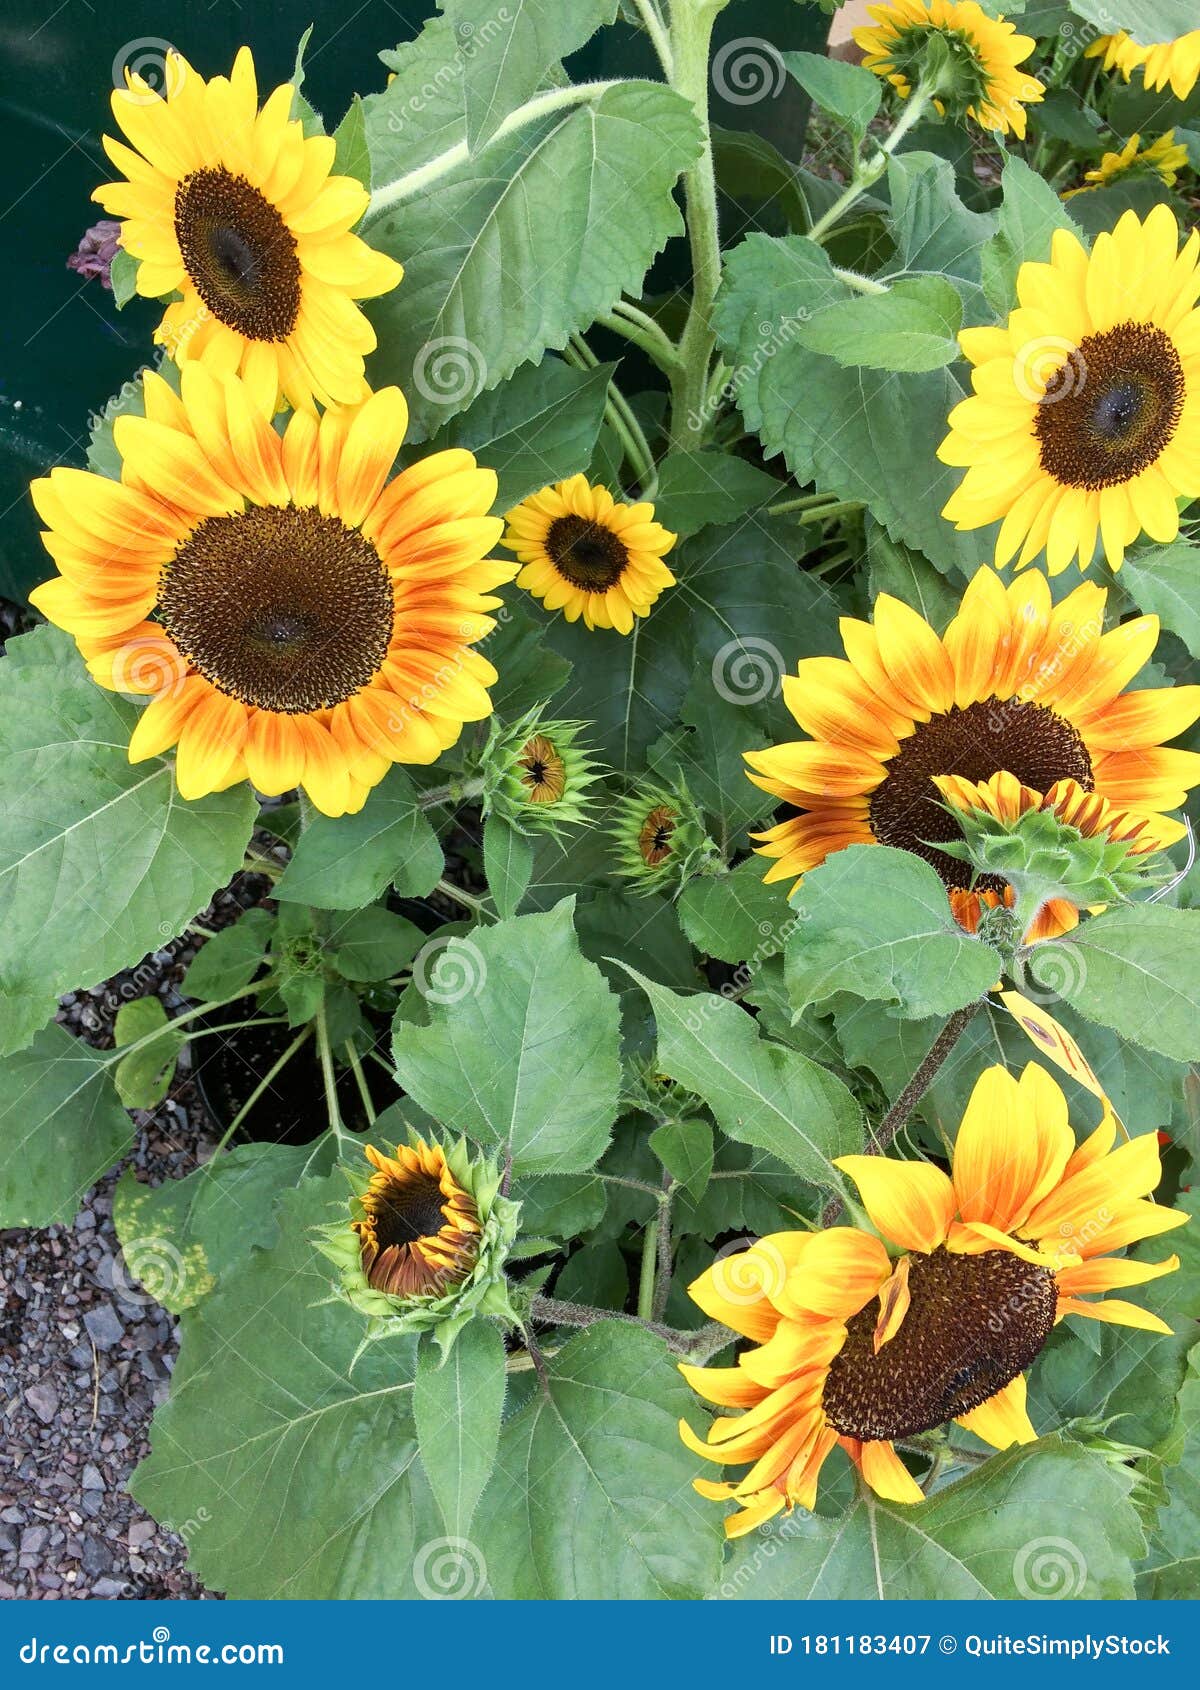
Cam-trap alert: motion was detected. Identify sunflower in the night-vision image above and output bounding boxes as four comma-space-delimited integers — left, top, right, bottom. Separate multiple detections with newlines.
681, 1061, 1186, 1535
744, 567, 1200, 936
93, 47, 402, 414
481, 709, 602, 838
354, 1140, 480, 1298
1086, 30, 1200, 101
610, 783, 713, 895
1064, 131, 1189, 198
501, 475, 676, 633
939, 206, 1200, 572
852, 0, 1043, 139
29, 367, 514, 816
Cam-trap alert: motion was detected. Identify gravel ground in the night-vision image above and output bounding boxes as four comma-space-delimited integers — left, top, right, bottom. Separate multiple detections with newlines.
0, 863, 281, 1601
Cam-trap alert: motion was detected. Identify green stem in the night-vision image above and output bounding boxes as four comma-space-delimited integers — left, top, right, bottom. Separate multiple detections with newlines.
806, 88, 932, 245
344, 1040, 377, 1125
768, 490, 847, 517
631, 0, 674, 76
652, 1178, 676, 1322
436, 877, 490, 920
316, 1003, 353, 1151
570, 332, 658, 494
667, 0, 725, 447
364, 81, 621, 222
637, 1217, 659, 1319
205, 1026, 312, 1162
417, 775, 484, 811
98, 981, 275, 1069
832, 265, 891, 295
595, 304, 684, 377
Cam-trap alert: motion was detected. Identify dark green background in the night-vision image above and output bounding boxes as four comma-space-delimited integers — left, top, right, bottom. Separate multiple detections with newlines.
0, 0, 825, 601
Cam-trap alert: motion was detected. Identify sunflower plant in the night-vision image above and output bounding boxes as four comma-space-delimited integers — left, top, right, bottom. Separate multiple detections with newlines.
3, 0, 1200, 1604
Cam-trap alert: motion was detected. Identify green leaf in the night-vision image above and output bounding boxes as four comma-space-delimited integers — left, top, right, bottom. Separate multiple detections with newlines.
883, 151, 996, 321
483, 813, 535, 920
1139, 1358, 1200, 1598
275, 767, 443, 910
485, 602, 572, 719
677, 858, 794, 965
131, 1178, 445, 1598
112, 1138, 334, 1314
623, 966, 863, 1182
392, 901, 621, 1174
331, 94, 371, 187
787, 846, 1001, 1020
551, 516, 842, 773
415, 1320, 506, 1537
1120, 544, 1200, 661
867, 522, 960, 630
1028, 906, 1200, 1061
329, 906, 426, 982
650, 450, 781, 538
554, 1239, 628, 1308
108, 247, 139, 309
649, 1117, 713, 1201
367, 20, 472, 187
646, 676, 774, 850
1069, 1, 1198, 45
0, 1023, 133, 1227
795, 275, 963, 373
0, 627, 257, 1055
509, 1171, 605, 1237
366, 82, 701, 438
440, 0, 619, 154
113, 996, 182, 1110
720, 1439, 1142, 1598
714, 234, 987, 574
782, 50, 880, 146
409, 356, 613, 514
981, 154, 1083, 314
474, 1322, 724, 1598
182, 908, 275, 1001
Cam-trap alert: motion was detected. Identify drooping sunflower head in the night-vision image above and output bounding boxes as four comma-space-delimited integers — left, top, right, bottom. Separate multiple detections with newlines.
1085, 30, 1200, 101
94, 46, 403, 413
939, 206, 1200, 573
1065, 131, 1189, 198
610, 781, 714, 896
481, 708, 603, 837
681, 1061, 1186, 1536
744, 567, 1200, 937
29, 366, 516, 816
934, 770, 1175, 931
318, 1134, 521, 1345
852, 0, 1043, 138
501, 474, 676, 634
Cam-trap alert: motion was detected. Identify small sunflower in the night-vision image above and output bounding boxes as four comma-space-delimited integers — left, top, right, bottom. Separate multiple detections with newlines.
853, 0, 1043, 139
29, 367, 514, 816
744, 568, 1200, 936
610, 782, 714, 895
481, 709, 602, 837
318, 1135, 521, 1347
502, 474, 676, 633
681, 1062, 1186, 1535
354, 1140, 480, 1299
94, 47, 402, 414
1086, 30, 1200, 101
1064, 131, 1188, 198
939, 206, 1200, 572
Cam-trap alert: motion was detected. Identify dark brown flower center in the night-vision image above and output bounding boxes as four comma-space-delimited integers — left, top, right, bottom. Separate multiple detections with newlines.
518, 734, 566, 803
1035, 322, 1184, 490
159, 506, 393, 713
639, 805, 676, 866
868, 698, 1093, 891
174, 166, 301, 341
822, 1246, 1057, 1442
371, 1173, 449, 1253
359, 1171, 477, 1298
546, 514, 629, 591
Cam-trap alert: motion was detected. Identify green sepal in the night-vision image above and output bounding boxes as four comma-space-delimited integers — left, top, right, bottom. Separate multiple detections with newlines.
608, 777, 720, 898
477, 706, 604, 840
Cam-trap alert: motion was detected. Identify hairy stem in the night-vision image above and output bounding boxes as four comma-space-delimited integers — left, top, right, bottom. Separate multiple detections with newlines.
806, 88, 931, 245
667, 0, 724, 446
528, 1295, 730, 1357
205, 1026, 312, 1163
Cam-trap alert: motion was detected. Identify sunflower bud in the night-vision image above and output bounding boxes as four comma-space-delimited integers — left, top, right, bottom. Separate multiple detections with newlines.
609, 780, 718, 897
316, 1134, 521, 1353
479, 708, 602, 838
933, 772, 1170, 936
